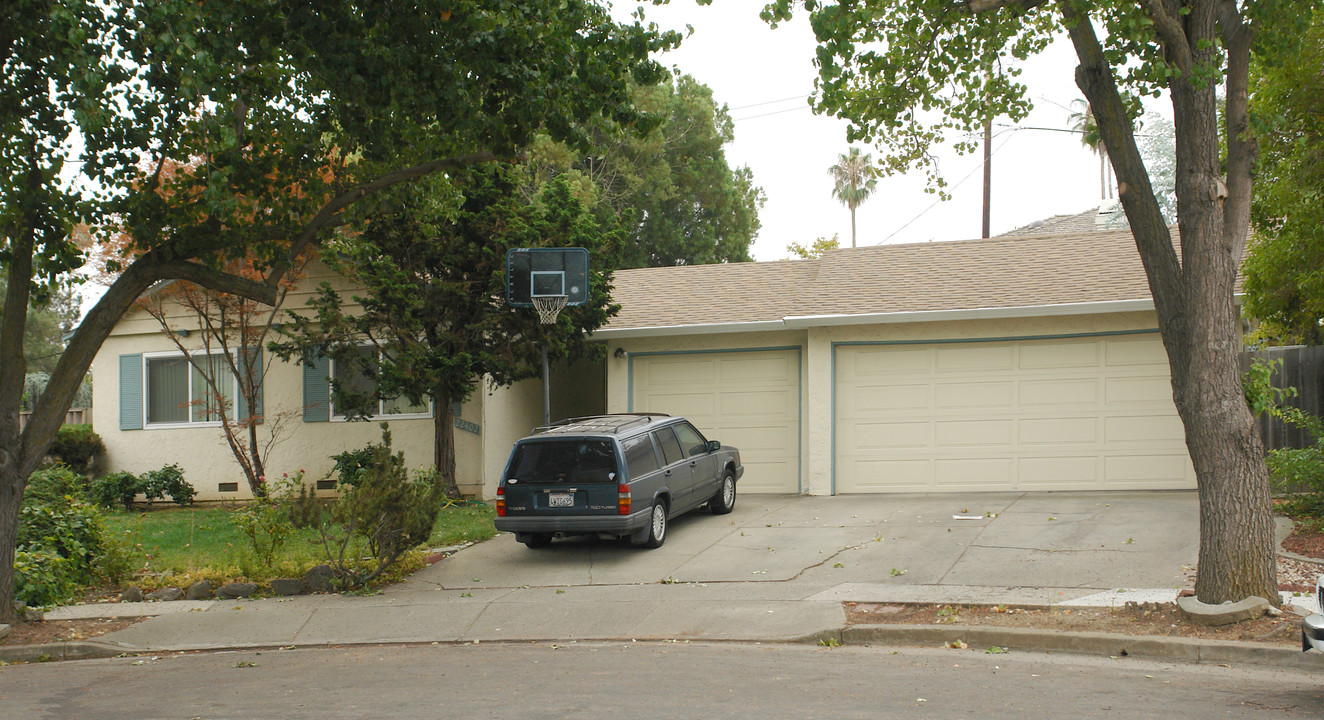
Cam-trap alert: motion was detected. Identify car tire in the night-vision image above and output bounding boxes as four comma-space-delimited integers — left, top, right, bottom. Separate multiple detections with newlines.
709, 470, 736, 515
634, 500, 668, 549
523, 533, 553, 549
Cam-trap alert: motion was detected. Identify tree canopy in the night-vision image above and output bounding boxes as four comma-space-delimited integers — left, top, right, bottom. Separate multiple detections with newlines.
0, 0, 677, 622
271, 166, 621, 495
764, 0, 1320, 605
1245, 15, 1324, 346
828, 147, 878, 247
526, 75, 763, 268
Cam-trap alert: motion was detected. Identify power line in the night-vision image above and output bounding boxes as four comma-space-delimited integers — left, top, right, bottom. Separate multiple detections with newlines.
876, 131, 1016, 245
727, 94, 808, 112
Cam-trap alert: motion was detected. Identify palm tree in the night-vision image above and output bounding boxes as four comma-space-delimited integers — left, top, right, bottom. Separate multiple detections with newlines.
828, 147, 878, 247
1069, 99, 1112, 200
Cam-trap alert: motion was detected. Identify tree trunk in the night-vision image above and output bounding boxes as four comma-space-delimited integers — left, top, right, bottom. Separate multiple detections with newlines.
849, 206, 857, 248
1064, 3, 1278, 606
0, 464, 21, 623
434, 398, 460, 497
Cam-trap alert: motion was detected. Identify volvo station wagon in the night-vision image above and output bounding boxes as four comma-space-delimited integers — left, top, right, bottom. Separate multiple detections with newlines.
494, 414, 743, 549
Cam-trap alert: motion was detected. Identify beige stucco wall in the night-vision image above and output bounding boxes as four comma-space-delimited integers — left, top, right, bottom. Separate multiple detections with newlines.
92, 265, 487, 502
599, 311, 1169, 496
479, 377, 544, 499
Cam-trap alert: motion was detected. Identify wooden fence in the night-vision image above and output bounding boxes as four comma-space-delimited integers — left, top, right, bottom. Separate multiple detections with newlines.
16, 407, 87, 432
1241, 346, 1324, 451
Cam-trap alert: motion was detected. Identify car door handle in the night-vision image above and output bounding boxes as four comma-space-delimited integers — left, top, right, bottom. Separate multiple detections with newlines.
689, 461, 697, 467
664, 470, 672, 477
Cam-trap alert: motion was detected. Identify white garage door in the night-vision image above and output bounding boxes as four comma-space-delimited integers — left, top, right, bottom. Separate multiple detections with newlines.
835, 333, 1195, 493
632, 349, 800, 493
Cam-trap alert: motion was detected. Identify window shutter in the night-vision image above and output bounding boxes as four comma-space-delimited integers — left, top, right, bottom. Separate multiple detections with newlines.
119, 354, 143, 430
303, 351, 330, 423
238, 346, 264, 423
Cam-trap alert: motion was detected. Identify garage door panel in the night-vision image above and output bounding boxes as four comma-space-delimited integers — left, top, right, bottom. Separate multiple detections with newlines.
1106, 337, 1170, 366
1105, 376, 1173, 405
840, 421, 930, 450
937, 344, 1014, 372
1020, 417, 1098, 444
1019, 456, 1099, 486
1106, 454, 1192, 484
718, 389, 793, 417
847, 347, 930, 376
1020, 379, 1100, 407
935, 381, 1013, 409
841, 459, 931, 492
935, 458, 1013, 486
845, 384, 930, 414
718, 355, 794, 383
836, 334, 1195, 493
637, 392, 714, 418
1105, 415, 1185, 443
633, 350, 799, 494
1019, 340, 1101, 369
935, 419, 1014, 447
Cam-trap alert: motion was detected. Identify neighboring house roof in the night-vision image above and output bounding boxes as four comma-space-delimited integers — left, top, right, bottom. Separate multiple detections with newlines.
599, 227, 1162, 336
998, 202, 1127, 237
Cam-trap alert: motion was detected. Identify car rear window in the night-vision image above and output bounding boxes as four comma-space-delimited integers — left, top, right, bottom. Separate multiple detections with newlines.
506, 440, 619, 484
622, 434, 659, 479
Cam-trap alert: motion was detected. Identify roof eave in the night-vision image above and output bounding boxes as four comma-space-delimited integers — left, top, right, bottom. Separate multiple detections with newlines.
593, 299, 1172, 339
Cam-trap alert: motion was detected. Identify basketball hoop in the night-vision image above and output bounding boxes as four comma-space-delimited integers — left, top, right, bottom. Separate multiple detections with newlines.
533, 295, 568, 324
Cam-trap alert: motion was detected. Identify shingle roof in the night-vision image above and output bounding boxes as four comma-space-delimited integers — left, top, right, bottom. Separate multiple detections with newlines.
604, 228, 1158, 331
998, 203, 1128, 237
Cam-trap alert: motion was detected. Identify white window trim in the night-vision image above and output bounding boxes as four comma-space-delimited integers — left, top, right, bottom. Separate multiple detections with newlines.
141, 349, 238, 429
327, 348, 433, 422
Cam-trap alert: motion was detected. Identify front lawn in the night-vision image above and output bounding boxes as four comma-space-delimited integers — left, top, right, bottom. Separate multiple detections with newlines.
103, 500, 496, 587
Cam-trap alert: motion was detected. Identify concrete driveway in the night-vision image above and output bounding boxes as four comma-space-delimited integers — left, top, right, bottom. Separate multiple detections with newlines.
399, 491, 1199, 603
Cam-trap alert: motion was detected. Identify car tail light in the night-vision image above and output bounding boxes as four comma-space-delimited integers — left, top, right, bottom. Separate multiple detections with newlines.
496, 486, 506, 517
617, 483, 630, 515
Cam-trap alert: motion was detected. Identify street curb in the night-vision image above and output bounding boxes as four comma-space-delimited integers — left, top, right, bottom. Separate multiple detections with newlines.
0, 641, 124, 664
834, 624, 1324, 671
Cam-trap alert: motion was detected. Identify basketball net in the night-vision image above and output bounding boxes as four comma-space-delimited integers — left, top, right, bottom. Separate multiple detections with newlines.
533, 295, 568, 324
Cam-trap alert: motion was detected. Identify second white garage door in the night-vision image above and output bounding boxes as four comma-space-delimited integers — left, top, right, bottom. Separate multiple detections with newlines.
631, 349, 800, 494
835, 333, 1196, 493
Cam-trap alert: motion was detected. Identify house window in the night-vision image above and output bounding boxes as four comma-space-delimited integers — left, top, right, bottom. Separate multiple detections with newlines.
144, 351, 236, 426
329, 346, 431, 420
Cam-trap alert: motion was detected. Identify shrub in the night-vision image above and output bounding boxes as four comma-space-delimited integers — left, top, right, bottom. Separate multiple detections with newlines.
231, 496, 294, 571
47, 424, 106, 472
90, 471, 144, 510
14, 546, 82, 607
15, 476, 109, 607
142, 464, 196, 506
330, 446, 376, 487
316, 426, 446, 589
25, 464, 88, 505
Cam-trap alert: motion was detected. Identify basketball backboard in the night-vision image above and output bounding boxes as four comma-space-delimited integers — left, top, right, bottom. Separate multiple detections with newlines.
506, 248, 590, 307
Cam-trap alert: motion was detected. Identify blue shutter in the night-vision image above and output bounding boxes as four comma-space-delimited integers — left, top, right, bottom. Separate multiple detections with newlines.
303, 351, 330, 423
237, 346, 264, 423
119, 354, 143, 430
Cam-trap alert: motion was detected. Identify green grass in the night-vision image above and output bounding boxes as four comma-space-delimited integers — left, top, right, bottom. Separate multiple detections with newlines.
103, 500, 496, 586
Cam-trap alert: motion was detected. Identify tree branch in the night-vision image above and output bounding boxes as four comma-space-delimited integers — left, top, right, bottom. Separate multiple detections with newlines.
965, 0, 1049, 13
1219, 2, 1255, 265
263, 151, 503, 294
1135, 0, 1194, 71
1062, 2, 1187, 361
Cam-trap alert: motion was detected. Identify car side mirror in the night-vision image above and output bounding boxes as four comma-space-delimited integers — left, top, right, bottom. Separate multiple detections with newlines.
706, 440, 721, 452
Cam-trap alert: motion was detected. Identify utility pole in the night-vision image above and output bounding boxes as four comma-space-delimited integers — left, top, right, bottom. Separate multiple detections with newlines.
982, 113, 992, 238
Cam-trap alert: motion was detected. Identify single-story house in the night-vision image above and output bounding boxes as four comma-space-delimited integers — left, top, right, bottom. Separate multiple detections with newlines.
92, 227, 1198, 501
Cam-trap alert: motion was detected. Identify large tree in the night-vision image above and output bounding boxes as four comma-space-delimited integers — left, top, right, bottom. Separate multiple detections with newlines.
527, 75, 763, 268
0, 0, 674, 622
765, 0, 1318, 605
272, 166, 621, 497
1245, 16, 1324, 346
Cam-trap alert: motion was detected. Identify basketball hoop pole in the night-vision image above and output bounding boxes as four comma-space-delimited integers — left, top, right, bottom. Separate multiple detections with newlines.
541, 344, 551, 425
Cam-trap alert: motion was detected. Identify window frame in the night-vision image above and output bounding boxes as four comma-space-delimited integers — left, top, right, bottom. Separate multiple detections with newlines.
327, 345, 433, 422
141, 349, 239, 429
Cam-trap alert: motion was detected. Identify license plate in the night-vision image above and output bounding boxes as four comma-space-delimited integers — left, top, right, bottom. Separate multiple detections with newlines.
548, 492, 575, 508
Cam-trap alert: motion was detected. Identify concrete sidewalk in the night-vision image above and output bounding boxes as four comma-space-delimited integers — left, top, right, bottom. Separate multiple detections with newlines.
23, 491, 1324, 669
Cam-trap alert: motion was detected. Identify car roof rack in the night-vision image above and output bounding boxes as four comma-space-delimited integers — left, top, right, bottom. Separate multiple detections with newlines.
532, 413, 670, 435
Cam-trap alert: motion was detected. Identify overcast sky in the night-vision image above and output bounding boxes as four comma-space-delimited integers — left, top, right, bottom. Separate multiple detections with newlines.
613, 2, 1125, 261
